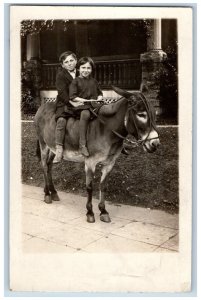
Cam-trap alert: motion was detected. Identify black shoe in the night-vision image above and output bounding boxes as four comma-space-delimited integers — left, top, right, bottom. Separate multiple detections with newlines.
53, 145, 63, 163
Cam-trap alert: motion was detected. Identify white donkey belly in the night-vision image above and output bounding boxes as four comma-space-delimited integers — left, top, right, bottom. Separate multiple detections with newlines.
63, 150, 85, 163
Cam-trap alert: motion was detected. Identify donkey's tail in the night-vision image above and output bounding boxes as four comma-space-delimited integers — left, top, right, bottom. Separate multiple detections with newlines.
36, 140, 41, 162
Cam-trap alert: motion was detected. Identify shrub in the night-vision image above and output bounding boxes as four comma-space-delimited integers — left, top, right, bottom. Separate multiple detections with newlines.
157, 46, 178, 122
21, 68, 37, 117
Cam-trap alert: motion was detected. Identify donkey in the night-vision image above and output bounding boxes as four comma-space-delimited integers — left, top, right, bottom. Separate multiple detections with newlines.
34, 86, 160, 223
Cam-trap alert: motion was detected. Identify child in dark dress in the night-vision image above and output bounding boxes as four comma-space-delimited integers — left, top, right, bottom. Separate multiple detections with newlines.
69, 57, 103, 156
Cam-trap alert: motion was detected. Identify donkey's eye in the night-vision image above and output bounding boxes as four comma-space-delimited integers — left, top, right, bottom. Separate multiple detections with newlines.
137, 112, 147, 119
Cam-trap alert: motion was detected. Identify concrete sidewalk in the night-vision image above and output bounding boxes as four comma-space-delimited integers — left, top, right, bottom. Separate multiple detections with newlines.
22, 184, 179, 253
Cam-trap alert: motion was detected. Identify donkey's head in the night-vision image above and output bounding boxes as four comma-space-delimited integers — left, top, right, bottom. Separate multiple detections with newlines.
112, 86, 160, 153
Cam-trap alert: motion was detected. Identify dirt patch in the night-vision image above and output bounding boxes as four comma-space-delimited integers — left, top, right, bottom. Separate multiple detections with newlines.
22, 122, 178, 214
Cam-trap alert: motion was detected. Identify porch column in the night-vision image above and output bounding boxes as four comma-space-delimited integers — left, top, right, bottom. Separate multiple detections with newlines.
147, 19, 162, 50
140, 19, 167, 116
26, 33, 40, 60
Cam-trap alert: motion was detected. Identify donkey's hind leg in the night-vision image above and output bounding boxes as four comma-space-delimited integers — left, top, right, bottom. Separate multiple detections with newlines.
98, 162, 115, 223
47, 151, 60, 202
85, 161, 96, 223
40, 144, 53, 204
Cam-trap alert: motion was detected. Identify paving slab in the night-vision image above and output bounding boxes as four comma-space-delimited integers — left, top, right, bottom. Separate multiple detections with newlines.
67, 213, 131, 233
23, 195, 86, 222
109, 204, 178, 229
83, 234, 157, 253
160, 233, 179, 251
111, 221, 177, 246
36, 223, 105, 249
22, 185, 86, 209
22, 212, 63, 236
21, 184, 179, 253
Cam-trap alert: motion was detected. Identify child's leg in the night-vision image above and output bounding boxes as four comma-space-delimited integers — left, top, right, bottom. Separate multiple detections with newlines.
53, 117, 66, 163
79, 110, 91, 156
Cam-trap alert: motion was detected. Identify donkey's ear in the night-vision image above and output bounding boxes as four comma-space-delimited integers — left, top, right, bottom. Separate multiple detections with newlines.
111, 86, 133, 98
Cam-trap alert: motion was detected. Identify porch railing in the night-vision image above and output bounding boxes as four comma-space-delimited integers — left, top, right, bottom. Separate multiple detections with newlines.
41, 59, 141, 90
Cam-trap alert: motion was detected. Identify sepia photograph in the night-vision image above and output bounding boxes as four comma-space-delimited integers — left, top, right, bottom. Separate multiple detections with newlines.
9, 5, 193, 293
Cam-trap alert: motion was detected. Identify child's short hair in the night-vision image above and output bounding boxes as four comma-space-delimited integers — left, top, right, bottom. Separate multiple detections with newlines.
77, 57, 95, 72
59, 51, 77, 63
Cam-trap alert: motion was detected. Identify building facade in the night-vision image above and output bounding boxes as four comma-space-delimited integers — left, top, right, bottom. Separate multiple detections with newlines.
21, 19, 178, 118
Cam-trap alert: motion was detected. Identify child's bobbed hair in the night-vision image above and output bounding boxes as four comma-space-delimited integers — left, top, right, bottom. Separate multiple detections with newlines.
77, 57, 95, 73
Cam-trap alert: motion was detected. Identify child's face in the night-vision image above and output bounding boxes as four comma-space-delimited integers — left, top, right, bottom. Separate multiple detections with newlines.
79, 62, 92, 78
62, 55, 77, 72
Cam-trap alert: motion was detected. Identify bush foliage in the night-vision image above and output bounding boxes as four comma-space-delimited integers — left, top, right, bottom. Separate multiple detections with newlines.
157, 46, 178, 121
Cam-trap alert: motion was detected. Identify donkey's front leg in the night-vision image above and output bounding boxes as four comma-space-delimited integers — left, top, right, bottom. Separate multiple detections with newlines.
40, 146, 52, 204
99, 162, 115, 223
85, 163, 95, 223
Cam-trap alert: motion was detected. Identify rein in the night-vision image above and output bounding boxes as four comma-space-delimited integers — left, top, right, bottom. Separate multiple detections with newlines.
90, 108, 142, 148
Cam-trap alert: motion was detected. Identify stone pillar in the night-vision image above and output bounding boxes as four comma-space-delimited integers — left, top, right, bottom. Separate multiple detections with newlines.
140, 19, 167, 116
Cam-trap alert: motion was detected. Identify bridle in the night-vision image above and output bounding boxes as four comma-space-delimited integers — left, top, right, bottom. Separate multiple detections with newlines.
124, 94, 160, 148
90, 94, 159, 149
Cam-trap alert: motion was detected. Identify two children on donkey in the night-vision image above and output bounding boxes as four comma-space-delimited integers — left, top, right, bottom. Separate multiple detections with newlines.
54, 51, 103, 163
54, 51, 127, 163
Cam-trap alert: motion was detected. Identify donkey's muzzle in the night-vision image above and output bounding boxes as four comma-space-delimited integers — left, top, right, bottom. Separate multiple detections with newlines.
143, 137, 160, 153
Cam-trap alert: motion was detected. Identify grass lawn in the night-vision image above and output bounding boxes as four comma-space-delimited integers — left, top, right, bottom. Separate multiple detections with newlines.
22, 122, 179, 214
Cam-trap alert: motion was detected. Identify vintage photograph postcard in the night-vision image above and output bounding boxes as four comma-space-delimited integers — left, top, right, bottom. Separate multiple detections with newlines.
10, 5, 193, 293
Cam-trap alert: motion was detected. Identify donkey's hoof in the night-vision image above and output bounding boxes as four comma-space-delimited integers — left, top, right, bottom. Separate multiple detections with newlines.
51, 192, 60, 201
44, 195, 52, 204
100, 214, 111, 223
87, 214, 95, 223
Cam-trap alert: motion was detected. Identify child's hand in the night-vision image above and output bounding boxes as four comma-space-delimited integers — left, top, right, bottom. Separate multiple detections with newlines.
97, 95, 103, 101
69, 100, 84, 107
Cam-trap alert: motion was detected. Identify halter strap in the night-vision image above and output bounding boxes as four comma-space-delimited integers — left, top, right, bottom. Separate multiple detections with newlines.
127, 93, 159, 144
